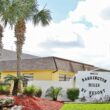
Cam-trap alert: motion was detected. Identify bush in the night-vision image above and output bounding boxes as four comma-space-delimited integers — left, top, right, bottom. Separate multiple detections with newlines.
35, 88, 42, 97
0, 85, 10, 95
45, 86, 62, 101
23, 85, 42, 97
67, 88, 79, 101
23, 85, 37, 96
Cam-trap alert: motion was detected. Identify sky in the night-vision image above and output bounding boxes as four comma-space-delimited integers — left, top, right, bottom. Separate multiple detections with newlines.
2, 0, 110, 69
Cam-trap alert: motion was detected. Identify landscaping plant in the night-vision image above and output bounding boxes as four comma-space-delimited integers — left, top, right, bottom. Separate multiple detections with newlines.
23, 85, 42, 97
45, 86, 62, 101
4, 75, 27, 95
23, 85, 36, 96
67, 88, 79, 101
35, 88, 42, 97
0, 85, 10, 95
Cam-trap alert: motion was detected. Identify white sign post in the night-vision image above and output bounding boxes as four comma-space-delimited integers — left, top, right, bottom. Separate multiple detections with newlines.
76, 71, 110, 100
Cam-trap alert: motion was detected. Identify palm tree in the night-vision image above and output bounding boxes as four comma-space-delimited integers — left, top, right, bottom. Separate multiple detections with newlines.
45, 86, 62, 101
1, 0, 52, 77
4, 75, 27, 95
0, 0, 51, 95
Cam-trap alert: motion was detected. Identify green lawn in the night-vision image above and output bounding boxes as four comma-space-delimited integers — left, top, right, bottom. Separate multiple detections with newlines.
60, 104, 110, 110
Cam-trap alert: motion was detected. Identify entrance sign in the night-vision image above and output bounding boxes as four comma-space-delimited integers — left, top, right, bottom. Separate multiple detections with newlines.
76, 71, 110, 99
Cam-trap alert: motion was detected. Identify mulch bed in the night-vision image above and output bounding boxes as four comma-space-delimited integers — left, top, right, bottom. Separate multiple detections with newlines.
0, 95, 63, 110
14, 96, 64, 110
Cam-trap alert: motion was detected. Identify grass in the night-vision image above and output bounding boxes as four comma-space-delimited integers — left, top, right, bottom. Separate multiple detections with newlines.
60, 103, 110, 110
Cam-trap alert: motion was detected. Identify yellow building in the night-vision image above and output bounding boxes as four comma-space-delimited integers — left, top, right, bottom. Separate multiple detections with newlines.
0, 49, 96, 81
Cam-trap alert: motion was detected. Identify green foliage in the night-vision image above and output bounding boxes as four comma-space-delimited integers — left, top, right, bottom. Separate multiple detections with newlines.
45, 86, 62, 101
0, 0, 52, 27
23, 85, 36, 96
4, 74, 27, 95
4, 74, 27, 82
23, 85, 42, 97
35, 88, 42, 97
0, 85, 10, 95
33, 9, 52, 26
67, 88, 79, 101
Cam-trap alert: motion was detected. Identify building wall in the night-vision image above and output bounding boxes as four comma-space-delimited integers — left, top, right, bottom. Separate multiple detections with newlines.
0, 70, 75, 81
58, 70, 74, 76
52, 72, 59, 80
28, 79, 74, 101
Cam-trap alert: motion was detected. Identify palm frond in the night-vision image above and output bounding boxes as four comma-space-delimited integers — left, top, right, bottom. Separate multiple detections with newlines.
33, 9, 52, 26
4, 74, 17, 82
45, 86, 62, 100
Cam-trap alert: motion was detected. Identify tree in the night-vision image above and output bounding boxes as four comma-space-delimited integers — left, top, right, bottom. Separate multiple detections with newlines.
0, 0, 8, 57
4, 75, 27, 95
0, 0, 51, 94
45, 86, 62, 101
1, 0, 51, 77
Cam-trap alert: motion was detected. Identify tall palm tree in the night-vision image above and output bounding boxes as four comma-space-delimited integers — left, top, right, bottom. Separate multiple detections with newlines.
0, 0, 51, 94
1, 0, 51, 77
15, 1, 51, 77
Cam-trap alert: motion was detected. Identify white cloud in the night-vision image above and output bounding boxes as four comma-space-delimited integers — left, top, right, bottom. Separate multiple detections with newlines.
3, 0, 110, 69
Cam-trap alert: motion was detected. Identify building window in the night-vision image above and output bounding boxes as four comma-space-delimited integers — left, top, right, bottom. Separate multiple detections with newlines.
23, 73, 34, 81
59, 74, 71, 81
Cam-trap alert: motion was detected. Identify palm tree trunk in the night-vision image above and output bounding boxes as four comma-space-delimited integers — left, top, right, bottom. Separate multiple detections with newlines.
0, 25, 3, 57
15, 20, 26, 77
16, 41, 22, 77
53, 97, 57, 101
12, 79, 19, 95
14, 20, 26, 94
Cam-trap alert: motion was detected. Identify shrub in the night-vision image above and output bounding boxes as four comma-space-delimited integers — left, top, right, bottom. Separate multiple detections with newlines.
45, 86, 62, 101
67, 88, 79, 101
23, 85, 42, 97
4, 74, 28, 95
35, 88, 42, 97
0, 85, 10, 95
23, 85, 37, 96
